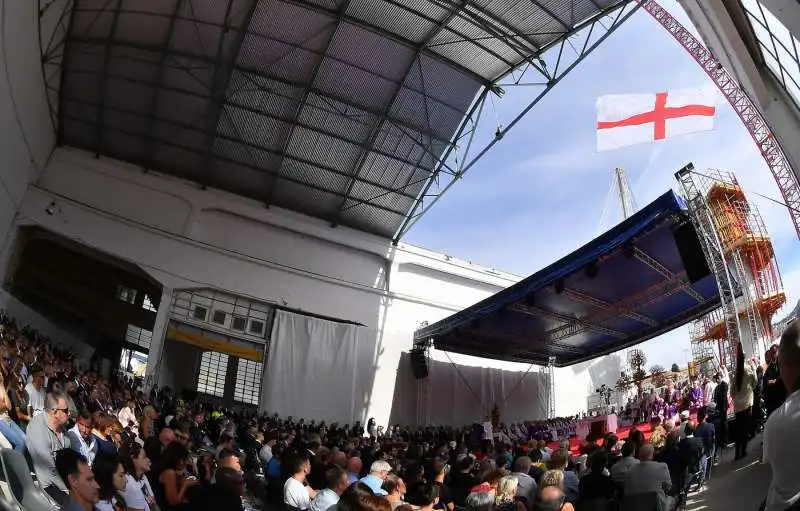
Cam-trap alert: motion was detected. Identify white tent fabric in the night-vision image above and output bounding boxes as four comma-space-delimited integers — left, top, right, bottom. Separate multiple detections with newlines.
390, 351, 549, 426
261, 310, 378, 423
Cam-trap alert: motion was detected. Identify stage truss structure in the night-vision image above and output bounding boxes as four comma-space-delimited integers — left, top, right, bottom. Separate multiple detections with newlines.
678, 165, 785, 379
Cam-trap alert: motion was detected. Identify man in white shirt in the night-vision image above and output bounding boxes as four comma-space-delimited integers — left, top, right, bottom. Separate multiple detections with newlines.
763, 321, 800, 511
284, 453, 316, 510
25, 366, 46, 417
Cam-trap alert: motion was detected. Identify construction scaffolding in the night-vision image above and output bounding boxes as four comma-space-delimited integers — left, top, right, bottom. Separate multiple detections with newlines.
682, 168, 785, 375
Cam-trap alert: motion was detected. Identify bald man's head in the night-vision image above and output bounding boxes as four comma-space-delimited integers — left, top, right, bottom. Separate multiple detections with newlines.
637, 444, 654, 461
346, 457, 362, 474
779, 321, 800, 393
538, 486, 566, 511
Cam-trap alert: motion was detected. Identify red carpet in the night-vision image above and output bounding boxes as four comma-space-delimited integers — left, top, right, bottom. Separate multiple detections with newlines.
545, 421, 657, 455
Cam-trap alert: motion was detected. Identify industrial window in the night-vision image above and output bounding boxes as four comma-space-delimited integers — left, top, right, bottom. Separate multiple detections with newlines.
231, 316, 247, 332
125, 325, 152, 350
212, 310, 227, 325
142, 294, 157, 312
248, 319, 265, 336
197, 351, 228, 398
193, 305, 208, 321
116, 285, 137, 304
741, 0, 800, 108
234, 358, 262, 405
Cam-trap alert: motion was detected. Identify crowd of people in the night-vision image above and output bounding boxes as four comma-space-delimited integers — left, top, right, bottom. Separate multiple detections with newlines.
0, 310, 795, 511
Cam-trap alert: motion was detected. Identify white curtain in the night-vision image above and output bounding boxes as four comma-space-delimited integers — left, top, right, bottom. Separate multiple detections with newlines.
261, 310, 377, 423
389, 351, 549, 426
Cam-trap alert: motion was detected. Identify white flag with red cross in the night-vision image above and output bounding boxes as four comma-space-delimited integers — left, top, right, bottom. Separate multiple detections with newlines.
596, 86, 718, 152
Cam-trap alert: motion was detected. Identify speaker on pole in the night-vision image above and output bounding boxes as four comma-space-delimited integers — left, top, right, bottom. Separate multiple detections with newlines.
673, 222, 711, 283
410, 347, 429, 379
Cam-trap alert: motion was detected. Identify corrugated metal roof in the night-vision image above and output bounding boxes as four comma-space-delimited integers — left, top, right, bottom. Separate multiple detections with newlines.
56, 0, 627, 238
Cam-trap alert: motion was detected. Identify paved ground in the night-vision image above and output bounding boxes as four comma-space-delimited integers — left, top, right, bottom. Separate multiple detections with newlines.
686, 437, 771, 511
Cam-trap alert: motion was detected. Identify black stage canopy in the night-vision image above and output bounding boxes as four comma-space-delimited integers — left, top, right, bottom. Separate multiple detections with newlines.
414, 191, 723, 367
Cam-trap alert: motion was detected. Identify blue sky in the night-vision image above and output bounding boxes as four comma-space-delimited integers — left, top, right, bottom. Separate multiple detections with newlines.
407, 0, 800, 368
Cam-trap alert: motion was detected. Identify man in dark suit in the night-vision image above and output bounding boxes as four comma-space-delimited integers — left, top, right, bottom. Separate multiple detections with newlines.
712, 373, 729, 453
678, 423, 705, 483
624, 444, 674, 510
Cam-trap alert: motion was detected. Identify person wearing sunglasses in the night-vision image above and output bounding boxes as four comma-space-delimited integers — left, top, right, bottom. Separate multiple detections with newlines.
28, 391, 73, 505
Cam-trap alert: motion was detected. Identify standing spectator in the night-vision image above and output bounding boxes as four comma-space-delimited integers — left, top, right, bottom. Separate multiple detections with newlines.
763, 322, 800, 511
55, 449, 100, 511
731, 343, 757, 461
764, 344, 788, 419
28, 392, 72, 504
712, 372, 729, 450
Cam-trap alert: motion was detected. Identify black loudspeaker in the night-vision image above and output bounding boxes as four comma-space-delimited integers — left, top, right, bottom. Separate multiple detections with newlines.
673, 222, 711, 283
410, 348, 429, 379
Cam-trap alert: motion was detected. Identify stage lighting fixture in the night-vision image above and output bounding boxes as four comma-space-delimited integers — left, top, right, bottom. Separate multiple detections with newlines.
554, 279, 565, 294
585, 262, 598, 279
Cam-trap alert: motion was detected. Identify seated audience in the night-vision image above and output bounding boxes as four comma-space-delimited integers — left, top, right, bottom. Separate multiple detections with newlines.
623, 444, 673, 510
536, 486, 574, 511
28, 391, 72, 504
55, 448, 100, 511
93, 453, 128, 511
285, 452, 316, 510
547, 449, 578, 503
578, 450, 614, 502
68, 411, 99, 466
311, 466, 350, 511
609, 441, 639, 484
119, 442, 156, 511
360, 460, 392, 496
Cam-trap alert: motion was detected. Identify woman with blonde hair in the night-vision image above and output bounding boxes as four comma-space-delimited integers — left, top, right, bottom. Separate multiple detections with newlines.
539, 470, 564, 491
494, 476, 525, 511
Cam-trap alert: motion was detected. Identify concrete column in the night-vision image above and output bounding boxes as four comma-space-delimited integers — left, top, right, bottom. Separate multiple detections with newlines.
145, 286, 173, 389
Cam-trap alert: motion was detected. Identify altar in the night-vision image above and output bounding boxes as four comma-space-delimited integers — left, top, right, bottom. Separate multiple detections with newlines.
575, 414, 618, 440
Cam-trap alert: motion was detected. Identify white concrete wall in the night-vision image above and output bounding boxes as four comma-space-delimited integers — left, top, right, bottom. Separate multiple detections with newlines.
16, 147, 607, 425
0, 0, 57, 278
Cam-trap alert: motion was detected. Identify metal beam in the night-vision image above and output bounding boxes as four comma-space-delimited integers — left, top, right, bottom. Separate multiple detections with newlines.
277, 0, 492, 87
631, 246, 704, 302
264, 0, 349, 207
146, 0, 184, 171
199, 0, 258, 187
60, 114, 412, 221
508, 303, 628, 339
561, 288, 658, 326
508, 272, 699, 359
393, 2, 638, 241
329, 0, 470, 227
66, 36, 459, 154
62, 88, 420, 202
95, 0, 123, 152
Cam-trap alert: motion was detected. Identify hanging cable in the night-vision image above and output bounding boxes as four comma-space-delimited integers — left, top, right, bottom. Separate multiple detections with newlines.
689, 169, 800, 215
500, 362, 536, 405
442, 350, 490, 416
595, 171, 617, 236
